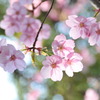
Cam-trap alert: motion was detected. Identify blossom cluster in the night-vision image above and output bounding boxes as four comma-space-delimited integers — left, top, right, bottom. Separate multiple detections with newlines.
0, 1, 51, 47
66, 15, 100, 46
40, 34, 83, 81
0, 39, 26, 73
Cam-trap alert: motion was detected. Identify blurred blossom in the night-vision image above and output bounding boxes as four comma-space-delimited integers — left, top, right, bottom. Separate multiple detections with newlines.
33, 72, 43, 83
84, 88, 99, 100
19, 0, 34, 5
95, 46, 100, 53
9, 0, 18, 5
80, 48, 96, 70
38, 24, 51, 40
0, 15, 20, 36
6, 2, 27, 21
27, 89, 41, 100
40, 1, 50, 12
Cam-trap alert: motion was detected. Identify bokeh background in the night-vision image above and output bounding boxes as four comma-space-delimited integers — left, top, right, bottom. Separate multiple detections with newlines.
0, 0, 100, 100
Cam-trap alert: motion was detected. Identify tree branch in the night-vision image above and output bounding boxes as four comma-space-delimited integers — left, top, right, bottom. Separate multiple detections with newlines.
32, 0, 55, 52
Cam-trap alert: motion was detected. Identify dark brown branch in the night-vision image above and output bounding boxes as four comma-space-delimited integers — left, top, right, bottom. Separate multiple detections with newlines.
32, 0, 55, 52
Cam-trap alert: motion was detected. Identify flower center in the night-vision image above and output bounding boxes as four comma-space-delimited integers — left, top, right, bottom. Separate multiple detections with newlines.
51, 63, 56, 68
27, 23, 31, 27
79, 23, 84, 27
58, 46, 63, 50
67, 59, 72, 65
10, 55, 16, 61
16, 11, 20, 15
96, 29, 100, 35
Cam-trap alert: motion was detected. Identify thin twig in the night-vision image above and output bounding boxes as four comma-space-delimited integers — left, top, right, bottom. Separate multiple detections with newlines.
33, 0, 55, 52
94, 9, 100, 17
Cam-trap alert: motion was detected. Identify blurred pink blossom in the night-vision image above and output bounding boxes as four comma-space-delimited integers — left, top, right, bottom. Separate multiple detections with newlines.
80, 49, 96, 68
84, 88, 99, 100
0, 44, 26, 73
0, 15, 20, 36
6, 2, 27, 21
38, 24, 51, 40
9, 0, 18, 5
19, 0, 34, 5
0, 39, 6, 54
20, 32, 36, 47
27, 90, 41, 100
20, 17, 41, 34
33, 72, 43, 83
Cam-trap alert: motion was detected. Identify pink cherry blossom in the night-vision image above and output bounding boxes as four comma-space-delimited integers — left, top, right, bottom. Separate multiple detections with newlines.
0, 44, 26, 73
63, 52, 83, 77
84, 88, 99, 100
9, 0, 18, 5
0, 15, 20, 36
19, 0, 34, 5
88, 22, 100, 46
20, 17, 41, 34
6, 2, 27, 21
40, 1, 50, 12
40, 55, 64, 81
33, 72, 43, 83
0, 39, 6, 54
20, 32, 36, 47
80, 48, 95, 67
38, 24, 51, 40
27, 90, 41, 100
66, 15, 96, 39
52, 34, 75, 57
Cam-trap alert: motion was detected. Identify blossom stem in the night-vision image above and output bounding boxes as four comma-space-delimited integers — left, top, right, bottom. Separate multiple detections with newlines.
32, 0, 55, 52
94, 9, 100, 17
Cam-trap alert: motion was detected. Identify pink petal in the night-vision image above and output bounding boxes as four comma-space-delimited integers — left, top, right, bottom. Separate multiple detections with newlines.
88, 34, 97, 46
71, 62, 83, 72
40, 66, 52, 79
5, 61, 16, 73
69, 28, 81, 39
51, 68, 63, 81
15, 59, 26, 71
54, 34, 66, 41
64, 39, 75, 49
65, 66, 73, 77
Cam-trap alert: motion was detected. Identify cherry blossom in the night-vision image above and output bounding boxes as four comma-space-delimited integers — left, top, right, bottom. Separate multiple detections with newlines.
88, 22, 100, 46
20, 32, 36, 47
0, 15, 20, 36
0, 44, 26, 73
33, 72, 43, 83
6, 2, 27, 21
52, 34, 75, 57
84, 88, 99, 100
38, 24, 51, 40
9, 0, 18, 5
19, 0, 34, 5
66, 15, 96, 39
63, 52, 83, 77
40, 55, 64, 81
0, 39, 6, 54
27, 90, 41, 100
20, 17, 41, 34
